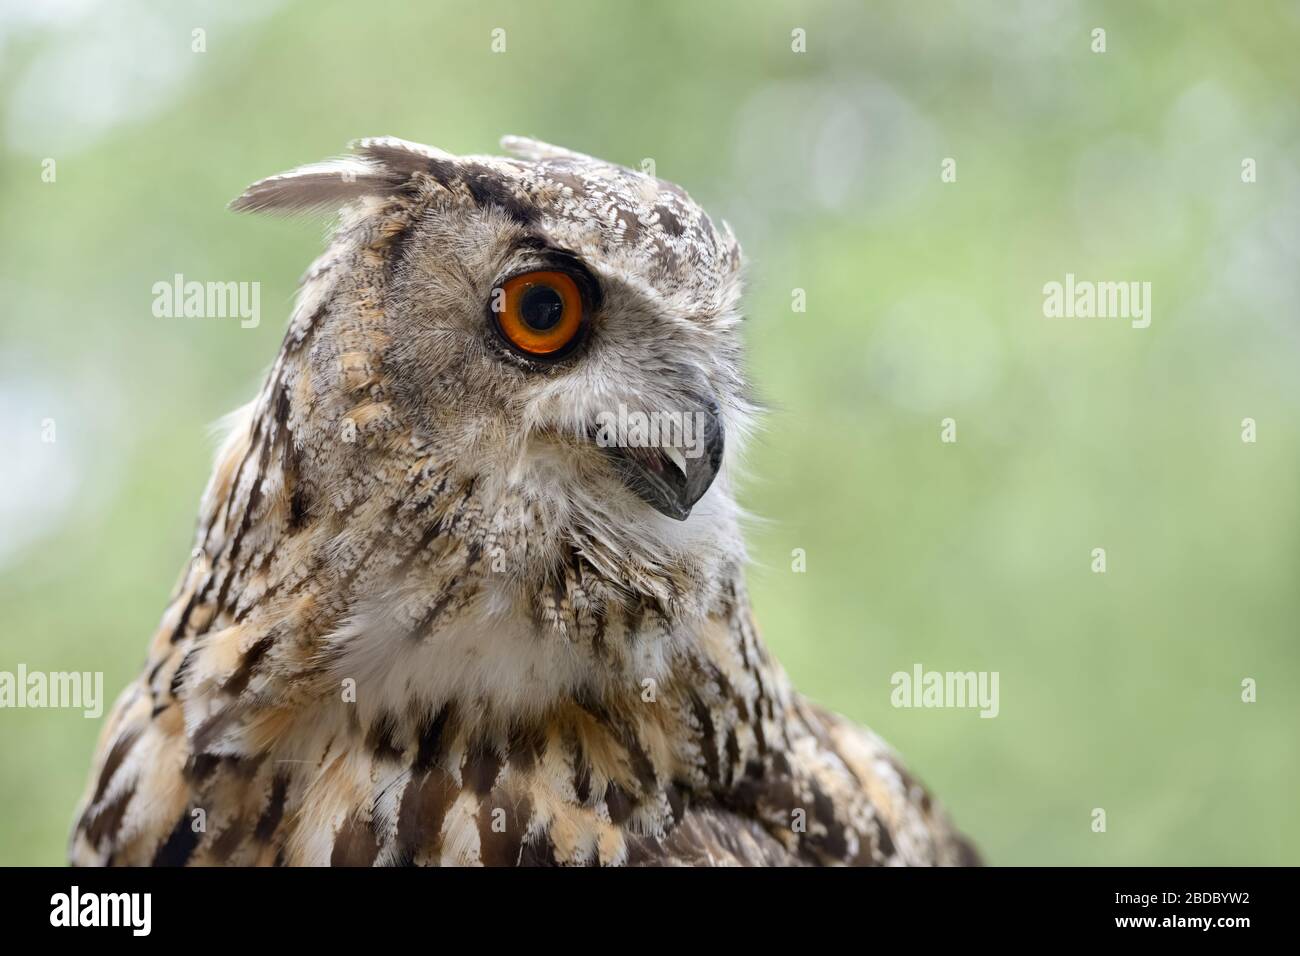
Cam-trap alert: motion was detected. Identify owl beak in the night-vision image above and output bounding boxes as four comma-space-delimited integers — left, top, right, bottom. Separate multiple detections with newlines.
600, 396, 725, 521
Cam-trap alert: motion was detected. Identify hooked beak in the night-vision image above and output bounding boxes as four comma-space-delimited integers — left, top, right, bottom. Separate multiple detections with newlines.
599, 394, 725, 521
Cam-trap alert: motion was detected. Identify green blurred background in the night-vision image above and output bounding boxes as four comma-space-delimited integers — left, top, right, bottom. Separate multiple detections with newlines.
2, 0, 1297, 865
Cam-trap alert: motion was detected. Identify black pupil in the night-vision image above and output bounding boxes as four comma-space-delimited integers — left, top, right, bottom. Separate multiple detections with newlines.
519, 284, 565, 331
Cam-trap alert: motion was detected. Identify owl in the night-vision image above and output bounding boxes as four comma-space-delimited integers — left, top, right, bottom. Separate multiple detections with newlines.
70, 136, 978, 866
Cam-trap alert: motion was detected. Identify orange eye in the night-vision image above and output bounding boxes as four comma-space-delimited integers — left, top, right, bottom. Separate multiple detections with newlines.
494, 270, 585, 357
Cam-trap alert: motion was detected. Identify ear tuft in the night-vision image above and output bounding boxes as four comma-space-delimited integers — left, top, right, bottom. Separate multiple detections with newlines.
352, 136, 455, 175
231, 136, 561, 217
229, 155, 408, 215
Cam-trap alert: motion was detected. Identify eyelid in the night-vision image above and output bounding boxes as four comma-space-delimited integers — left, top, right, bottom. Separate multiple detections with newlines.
504, 244, 602, 308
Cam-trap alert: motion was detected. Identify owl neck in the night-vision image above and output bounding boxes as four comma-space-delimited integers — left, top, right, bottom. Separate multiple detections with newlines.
161, 390, 812, 864
179, 382, 793, 742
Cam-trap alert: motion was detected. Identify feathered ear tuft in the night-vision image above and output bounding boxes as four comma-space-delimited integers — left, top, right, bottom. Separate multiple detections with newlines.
352, 136, 455, 174
229, 144, 424, 216
229, 158, 403, 215
231, 135, 570, 216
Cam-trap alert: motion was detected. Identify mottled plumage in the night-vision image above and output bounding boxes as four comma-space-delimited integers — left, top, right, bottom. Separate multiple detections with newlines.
70, 136, 978, 866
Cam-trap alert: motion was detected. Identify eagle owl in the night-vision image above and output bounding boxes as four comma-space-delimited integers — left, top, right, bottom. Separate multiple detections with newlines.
71, 136, 978, 867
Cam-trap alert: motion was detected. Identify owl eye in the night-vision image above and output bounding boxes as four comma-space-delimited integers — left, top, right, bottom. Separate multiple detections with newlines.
493, 270, 585, 357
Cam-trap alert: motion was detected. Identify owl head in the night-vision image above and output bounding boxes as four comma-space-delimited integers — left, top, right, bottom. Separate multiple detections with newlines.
229, 137, 755, 607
